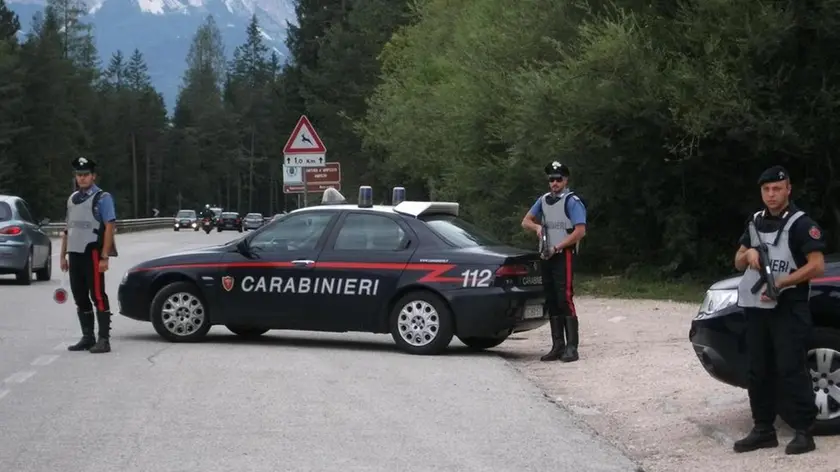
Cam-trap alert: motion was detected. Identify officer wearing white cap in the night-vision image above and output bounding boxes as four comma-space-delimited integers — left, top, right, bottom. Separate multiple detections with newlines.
733, 165, 825, 455
60, 157, 118, 354
521, 161, 587, 362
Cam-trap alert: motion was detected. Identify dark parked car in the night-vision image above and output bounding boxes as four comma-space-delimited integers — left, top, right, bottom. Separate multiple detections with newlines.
173, 209, 199, 231
217, 212, 242, 232
0, 195, 53, 284
689, 257, 840, 435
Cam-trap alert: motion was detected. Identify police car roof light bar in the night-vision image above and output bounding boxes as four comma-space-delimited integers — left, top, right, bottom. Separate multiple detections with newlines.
358, 186, 373, 208
392, 186, 406, 206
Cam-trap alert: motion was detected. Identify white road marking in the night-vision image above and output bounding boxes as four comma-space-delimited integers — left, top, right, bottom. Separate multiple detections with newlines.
31, 355, 59, 366
53, 342, 68, 351
0, 389, 9, 401
4, 371, 36, 384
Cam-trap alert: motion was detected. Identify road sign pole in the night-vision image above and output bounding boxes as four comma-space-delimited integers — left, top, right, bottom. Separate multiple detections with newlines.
302, 167, 308, 207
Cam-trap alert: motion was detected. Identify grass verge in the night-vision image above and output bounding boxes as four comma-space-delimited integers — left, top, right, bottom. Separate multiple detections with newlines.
575, 273, 711, 304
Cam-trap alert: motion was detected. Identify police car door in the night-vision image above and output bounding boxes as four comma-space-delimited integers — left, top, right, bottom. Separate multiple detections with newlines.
218, 211, 338, 325
311, 212, 416, 332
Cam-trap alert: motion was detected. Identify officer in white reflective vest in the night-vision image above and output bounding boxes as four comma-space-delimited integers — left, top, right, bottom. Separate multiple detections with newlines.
733, 166, 825, 455
521, 161, 587, 362
59, 157, 118, 354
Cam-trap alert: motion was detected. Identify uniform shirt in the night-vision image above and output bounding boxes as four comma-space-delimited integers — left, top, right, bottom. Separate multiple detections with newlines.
738, 203, 826, 300
74, 184, 117, 223
527, 192, 587, 226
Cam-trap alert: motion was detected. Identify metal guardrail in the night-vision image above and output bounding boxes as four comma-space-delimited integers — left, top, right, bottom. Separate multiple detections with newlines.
41, 218, 177, 237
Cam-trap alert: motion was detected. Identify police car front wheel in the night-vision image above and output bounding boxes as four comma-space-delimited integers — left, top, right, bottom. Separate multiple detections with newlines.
150, 281, 211, 342
389, 291, 454, 355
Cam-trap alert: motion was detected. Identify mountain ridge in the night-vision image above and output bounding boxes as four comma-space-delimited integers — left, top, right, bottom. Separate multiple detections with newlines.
7, 0, 295, 110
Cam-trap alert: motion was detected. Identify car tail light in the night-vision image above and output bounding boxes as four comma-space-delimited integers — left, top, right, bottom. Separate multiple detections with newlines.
495, 264, 528, 277
0, 226, 22, 235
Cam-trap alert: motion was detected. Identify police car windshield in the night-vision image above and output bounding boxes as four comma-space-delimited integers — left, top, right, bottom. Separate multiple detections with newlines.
420, 214, 504, 248
176, 210, 195, 217
0, 202, 11, 221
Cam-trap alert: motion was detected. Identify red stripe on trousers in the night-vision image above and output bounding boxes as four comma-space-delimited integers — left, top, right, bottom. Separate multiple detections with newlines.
91, 249, 106, 312
565, 249, 577, 317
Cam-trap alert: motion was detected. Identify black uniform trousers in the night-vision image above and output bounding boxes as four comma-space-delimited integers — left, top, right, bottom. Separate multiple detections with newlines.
68, 248, 111, 317
540, 249, 577, 318
744, 300, 816, 431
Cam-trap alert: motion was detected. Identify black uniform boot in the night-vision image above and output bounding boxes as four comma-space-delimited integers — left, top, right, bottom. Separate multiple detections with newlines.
67, 310, 96, 351
785, 430, 816, 455
560, 316, 579, 362
540, 316, 566, 361
89, 311, 111, 354
733, 425, 778, 453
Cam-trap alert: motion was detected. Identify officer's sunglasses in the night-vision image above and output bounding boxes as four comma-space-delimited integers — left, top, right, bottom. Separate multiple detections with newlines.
548, 177, 564, 183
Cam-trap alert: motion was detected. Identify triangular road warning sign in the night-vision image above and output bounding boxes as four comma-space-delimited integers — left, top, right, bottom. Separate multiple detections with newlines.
283, 115, 327, 154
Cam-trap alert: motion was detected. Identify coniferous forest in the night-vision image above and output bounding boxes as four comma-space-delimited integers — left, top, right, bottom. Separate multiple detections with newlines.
1, 0, 840, 280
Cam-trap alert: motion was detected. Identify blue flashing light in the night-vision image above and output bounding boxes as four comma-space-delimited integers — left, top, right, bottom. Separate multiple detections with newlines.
358, 186, 373, 208
392, 186, 406, 205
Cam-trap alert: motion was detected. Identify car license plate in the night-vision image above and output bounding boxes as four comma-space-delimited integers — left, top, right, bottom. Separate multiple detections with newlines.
521, 276, 542, 286
524, 304, 544, 319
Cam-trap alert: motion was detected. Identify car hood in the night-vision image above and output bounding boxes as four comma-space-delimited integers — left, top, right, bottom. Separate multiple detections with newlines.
129, 243, 233, 270
709, 275, 742, 290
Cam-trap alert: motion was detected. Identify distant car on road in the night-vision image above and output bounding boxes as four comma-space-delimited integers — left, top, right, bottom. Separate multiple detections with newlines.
173, 209, 199, 231
216, 212, 242, 232
118, 187, 547, 355
689, 260, 840, 435
243, 213, 264, 231
0, 195, 52, 284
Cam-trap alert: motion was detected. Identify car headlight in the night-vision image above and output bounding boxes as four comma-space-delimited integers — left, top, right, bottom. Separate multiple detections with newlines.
192, 222, 197, 227
695, 289, 738, 319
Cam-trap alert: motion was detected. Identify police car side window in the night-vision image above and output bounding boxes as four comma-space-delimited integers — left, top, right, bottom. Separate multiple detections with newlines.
334, 214, 406, 251
249, 213, 334, 251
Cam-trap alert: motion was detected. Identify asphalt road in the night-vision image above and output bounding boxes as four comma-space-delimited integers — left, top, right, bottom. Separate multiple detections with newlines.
0, 229, 638, 472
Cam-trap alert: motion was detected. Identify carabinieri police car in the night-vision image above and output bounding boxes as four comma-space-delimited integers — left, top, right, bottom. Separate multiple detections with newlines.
118, 186, 547, 355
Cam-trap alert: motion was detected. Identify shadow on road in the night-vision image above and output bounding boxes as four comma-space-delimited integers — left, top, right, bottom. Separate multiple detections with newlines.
119, 331, 502, 358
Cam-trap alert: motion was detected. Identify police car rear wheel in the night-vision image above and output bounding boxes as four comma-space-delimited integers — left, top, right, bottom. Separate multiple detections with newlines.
389, 291, 454, 355
150, 282, 211, 342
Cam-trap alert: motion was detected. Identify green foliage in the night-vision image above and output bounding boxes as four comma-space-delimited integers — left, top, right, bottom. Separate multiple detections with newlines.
4, 0, 840, 290
362, 0, 840, 278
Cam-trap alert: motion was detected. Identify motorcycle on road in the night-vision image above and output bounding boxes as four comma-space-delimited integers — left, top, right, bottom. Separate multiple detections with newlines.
201, 218, 213, 234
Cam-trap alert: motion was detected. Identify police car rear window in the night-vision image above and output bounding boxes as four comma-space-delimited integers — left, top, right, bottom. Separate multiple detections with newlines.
420, 214, 504, 248
0, 202, 12, 221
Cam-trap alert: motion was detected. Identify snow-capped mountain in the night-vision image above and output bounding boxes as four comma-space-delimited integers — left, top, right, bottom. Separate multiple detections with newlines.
7, 0, 296, 110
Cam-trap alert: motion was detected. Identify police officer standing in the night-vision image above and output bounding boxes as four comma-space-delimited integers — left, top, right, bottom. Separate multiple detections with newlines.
521, 161, 588, 362
733, 166, 824, 455
60, 157, 118, 354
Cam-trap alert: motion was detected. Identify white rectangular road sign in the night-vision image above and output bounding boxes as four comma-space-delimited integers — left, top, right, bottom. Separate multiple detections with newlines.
282, 165, 303, 184
284, 154, 325, 167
